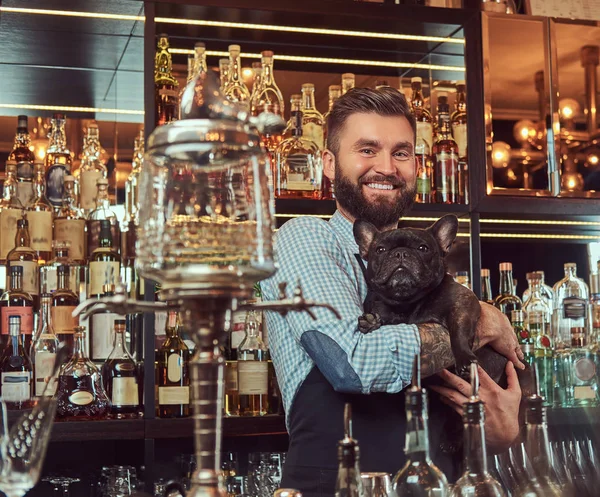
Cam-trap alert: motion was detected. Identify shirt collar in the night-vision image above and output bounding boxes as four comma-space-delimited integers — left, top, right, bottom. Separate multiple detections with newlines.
329, 210, 359, 250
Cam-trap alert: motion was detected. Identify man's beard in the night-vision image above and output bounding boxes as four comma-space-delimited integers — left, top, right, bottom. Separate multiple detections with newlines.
334, 162, 416, 230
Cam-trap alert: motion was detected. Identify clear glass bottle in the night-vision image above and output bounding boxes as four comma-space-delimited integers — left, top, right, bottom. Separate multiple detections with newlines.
300, 83, 325, 150
451, 81, 468, 204
27, 161, 54, 264
125, 129, 144, 228
45, 113, 72, 208
341, 73, 355, 95
154, 34, 179, 126
90, 281, 124, 363
102, 319, 141, 419
6, 217, 39, 311
411, 77, 435, 204
87, 177, 119, 257
552, 263, 589, 349
0, 315, 32, 409
237, 310, 269, 416
89, 220, 120, 298
452, 364, 506, 497
219, 58, 230, 93
481, 269, 494, 304
323, 84, 342, 201
434, 93, 460, 204
324, 84, 341, 129
0, 163, 24, 263
494, 262, 522, 320
193, 41, 207, 77
224, 44, 251, 107
51, 264, 79, 352
53, 175, 86, 264
524, 273, 552, 333
79, 123, 108, 214
0, 266, 34, 351
249, 61, 263, 112
523, 271, 554, 312
30, 294, 59, 398
40, 243, 76, 295
335, 404, 363, 497
568, 326, 598, 407
8, 115, 35, 207
56, 326, 110, 420
392, 359, 449, 496
283, 94, 302, 139
157, 310, 190, 418
275, 109, 322, 200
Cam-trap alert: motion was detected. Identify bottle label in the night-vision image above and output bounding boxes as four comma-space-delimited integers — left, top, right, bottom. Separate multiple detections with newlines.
155, 310, 167, 337
0, 208, 22, 260
302, 123, 324, 149
111, 377, 139, 406
158, 386, 190, 405
10, 260, 39, 297
167, 353, 184, 383
238, 361, 268, 395
34, 350, 57, 396
287, 173, 314, 192
405, 429, 428, 454
54, 219, 86, 262
69, 390, 94, 406
27, 210, 53, 253
91, 312, 122, 361
226, 361, 239, 392
80, 170, 103, 211
158, 88, 179, 98
89, 261, 120, 297
574, 385, 596, 400
16, 182, 34, 208
1, 306, 34, 335
16, 161, 34, 182
1, 371, 30, 402
563, 297, 587, 319
51, 305, 78, 334
45, 164, 68, 207
416, 176, 431, 195
435, 150, 459, 194
452, 123, 468, 158
416, 122, 433, 152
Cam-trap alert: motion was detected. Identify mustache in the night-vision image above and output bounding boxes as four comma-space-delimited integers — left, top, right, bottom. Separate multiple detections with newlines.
359, 174, 406, 187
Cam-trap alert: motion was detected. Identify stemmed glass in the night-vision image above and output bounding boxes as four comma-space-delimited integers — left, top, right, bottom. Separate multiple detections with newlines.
42, 476, 81, 497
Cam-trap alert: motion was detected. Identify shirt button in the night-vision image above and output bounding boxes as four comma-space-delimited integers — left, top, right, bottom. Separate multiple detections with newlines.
389, 344, 397, 352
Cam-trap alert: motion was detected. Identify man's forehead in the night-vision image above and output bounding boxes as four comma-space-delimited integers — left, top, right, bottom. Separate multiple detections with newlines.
342, 112, 415, 142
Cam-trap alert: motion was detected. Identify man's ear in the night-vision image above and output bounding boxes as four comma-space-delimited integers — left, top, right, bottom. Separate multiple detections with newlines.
353, 220, 379, 260
322, 148, 335, 182
428, 215, 458, 255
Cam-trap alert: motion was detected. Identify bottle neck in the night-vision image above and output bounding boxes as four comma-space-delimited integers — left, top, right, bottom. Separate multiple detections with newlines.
528, 281, 543, 300
292, 111, 303, 137
499, 269, 514, 295
411, 85, 424, 109
194, 51, 207, 77
38, 299, 53, 335
463, 418, 488, 475
302, 89, 316, 111
166, 312, 180, 338
49, 120, 67, 152
404, 403, 430, 462
481, 276, 493, 301
525, 421, 553, 476
342, 78, 354, 94
3, 173, 18, 201
96, 186, 110, 208
62, 183, 76, 208
262, 58, 274, 85
455, 89, 467, 113
14, 129, 30, 149
155, 40, 176, 83
57, 269, 69, 291
33, 171, 46, 199
564, 266, 577, 278
437, 112, 452, 137
328, 91, 341, 112
229, 52, 243, 83
84, 133, 101, 164
16, 225, 31, 248
336, 447, 362, 496
99, 229, 113, 248
73, 333, 86, 360
112, 330, 128, 355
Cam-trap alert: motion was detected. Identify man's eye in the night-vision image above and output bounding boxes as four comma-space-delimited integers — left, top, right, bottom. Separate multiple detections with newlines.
394, 151, 411, 159
418, 244, 429, 252
376, 246, 386, 254
360, 149, 375, 155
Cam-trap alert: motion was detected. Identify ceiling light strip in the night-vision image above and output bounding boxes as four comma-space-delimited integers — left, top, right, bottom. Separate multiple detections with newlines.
171, 49, 464, 72
0, 6, 144, 22
481, 233, 600, 240
273, 213, 470, 223
156, 17, 465, 45
0, 103, 144, 115
481, 218, 600, 226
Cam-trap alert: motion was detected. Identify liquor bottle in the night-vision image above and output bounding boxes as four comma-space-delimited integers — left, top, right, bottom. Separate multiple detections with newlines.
591, 273, 600, 367
0, 315, 32, 409
511, 310, 534, 368
40, 243, 74, 295
335, 403, 363, 497
481, 269, 494, 304
341, 73, 355, 95
324, 84, 342, 130
323, 84, 342, 200
267, 360, 282, 415
568, 326, 599, 406
90, 282, 124, 363
275, 109, 322, 200
181, 55, 195, 108
193, 41, 208, 77
27, 161, 54, 264
102, 319, 141, 419
6, 217, 40, 311
452, 81, 468, 204
30, 294, 59, 397
125, 130, 144, 228
87, 178, 119, 257
56, 326, 110, 420
522, 271, 554, 311
237, 310, 269, 416
51, 264, 79, 350
249, 61, 263, 111
89, 220, 120, 298
157, 310, 190, 418
0, 266, 34, 350
0, 162, 24, 263
494, 262, 522, 320
224, 358, 240, 416
523, 273, 552, 335
283, 94, 302, 139
8, 115, 35, 207
433, 93, 460, 204
79, 123, 108, 215
392, 356, 449, 496
45, 114, 72, 208
456, 271, 470, 289
219, 58, 230, 92
411, 77, 435, 204
223, 45, 251, 107
552, 263, 589, 349
300, 83, 325, 150
154, 34, 179, 126
53, 175, 86, 265
452, 363, 506, 497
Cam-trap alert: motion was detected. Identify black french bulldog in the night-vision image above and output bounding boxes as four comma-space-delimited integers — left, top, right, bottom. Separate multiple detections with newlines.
353, 214, 509, 384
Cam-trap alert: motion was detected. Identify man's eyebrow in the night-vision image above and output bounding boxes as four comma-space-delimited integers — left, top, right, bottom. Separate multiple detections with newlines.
393, 141, 414, 150
352, 139, 381, 149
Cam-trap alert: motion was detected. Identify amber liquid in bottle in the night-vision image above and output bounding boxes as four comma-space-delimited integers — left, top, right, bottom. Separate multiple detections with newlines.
88, 220, 120, 298
45, 113, 72, 208
6, 219, 39, 312
51, 264, 79, 352
411, 78, 434, 204
433, 95, 459, 204
54, 175, 86, 264
154, 34, 179, 126
27, 161, 54, 264
8, 115, 35, 207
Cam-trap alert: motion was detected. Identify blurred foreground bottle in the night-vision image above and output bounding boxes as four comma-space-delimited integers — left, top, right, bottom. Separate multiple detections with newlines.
335, 403, 363, 497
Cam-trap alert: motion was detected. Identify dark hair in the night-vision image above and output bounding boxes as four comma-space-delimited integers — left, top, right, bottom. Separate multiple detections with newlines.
326, 87, 416, 155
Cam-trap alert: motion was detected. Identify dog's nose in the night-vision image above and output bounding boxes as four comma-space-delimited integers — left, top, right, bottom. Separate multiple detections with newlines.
395, 250, 408, 260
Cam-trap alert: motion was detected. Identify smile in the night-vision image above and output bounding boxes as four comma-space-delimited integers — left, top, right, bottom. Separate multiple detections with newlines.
364, 183, 396, 191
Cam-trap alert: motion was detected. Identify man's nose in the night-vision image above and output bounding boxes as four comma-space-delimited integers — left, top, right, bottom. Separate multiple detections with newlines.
373, 154, 397, 176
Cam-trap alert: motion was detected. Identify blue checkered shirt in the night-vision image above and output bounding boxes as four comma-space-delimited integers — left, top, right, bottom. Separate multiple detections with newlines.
261, 211, 420, 427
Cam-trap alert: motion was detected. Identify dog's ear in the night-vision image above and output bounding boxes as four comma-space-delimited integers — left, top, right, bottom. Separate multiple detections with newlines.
353, 220, 379, 260
428, 215, 458, 255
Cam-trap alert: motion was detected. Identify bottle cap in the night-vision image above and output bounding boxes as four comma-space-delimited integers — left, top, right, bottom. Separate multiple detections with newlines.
228, 44, 241, 53
301, 83, 315, 90
73, 325, 86, 338
64, 175, 75, 183
114, 319, 127, 330
481, 268, 490, 277
52, 112, 66, 120
57, 264, 70, 276
97, 177, 108, 186
329, 85, 341, 92
499, 262, 512, 271
8, 315, 21, 336
456, 271, 469, 277
457, 80, 466, 86
342, 73, 355, 79
564, 262, 577, 269
261, 50, 274, 58
17, 115, 28, 129
40, 293, 52, 302
526, 272, 542, 281
510, 310, 524, 323
194, 41, 206, 49
411, 76, 422, 83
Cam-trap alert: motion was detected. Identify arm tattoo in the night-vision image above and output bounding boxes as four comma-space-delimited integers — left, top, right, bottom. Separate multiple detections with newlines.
418, 323, 454, 378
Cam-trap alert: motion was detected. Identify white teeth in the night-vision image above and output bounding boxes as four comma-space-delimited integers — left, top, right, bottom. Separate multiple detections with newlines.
365, 183, 394, 190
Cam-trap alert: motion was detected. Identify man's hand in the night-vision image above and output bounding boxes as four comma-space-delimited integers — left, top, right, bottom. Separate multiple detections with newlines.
429, 362, 521, 453
475, 302, 525, 370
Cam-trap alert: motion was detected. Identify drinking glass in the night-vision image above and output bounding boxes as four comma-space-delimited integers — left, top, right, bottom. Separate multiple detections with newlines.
100, 466, 138, 497
360, 472, 391, 497
43, 476, 81, 497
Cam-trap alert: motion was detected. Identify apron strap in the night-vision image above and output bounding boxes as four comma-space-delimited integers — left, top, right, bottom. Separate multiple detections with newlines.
354, 253, 368, 280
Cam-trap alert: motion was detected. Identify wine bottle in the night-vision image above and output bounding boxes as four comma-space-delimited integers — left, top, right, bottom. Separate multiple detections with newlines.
0, 315, 33, 409
30, 294, 59, 397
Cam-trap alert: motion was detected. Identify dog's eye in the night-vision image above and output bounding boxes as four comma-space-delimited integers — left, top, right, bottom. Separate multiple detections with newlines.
418, 244, 429, 252
376, 246, 386, 254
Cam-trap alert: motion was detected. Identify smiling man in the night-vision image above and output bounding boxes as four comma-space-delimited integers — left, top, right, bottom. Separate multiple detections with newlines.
261, 87, 523, 497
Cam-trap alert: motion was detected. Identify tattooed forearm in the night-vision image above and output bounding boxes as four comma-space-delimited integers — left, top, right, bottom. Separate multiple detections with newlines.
418, 322, 454, 378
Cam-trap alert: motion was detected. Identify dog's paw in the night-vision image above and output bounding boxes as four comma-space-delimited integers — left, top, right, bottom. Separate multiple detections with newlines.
358, 313, 382, 334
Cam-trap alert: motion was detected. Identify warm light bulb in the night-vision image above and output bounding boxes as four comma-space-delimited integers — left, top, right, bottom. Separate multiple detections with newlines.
587, 152, 599, 167
513, 120, 536, 145
491, 141, 511, 169
559, 98, 581, 120
242, 67, 253, 79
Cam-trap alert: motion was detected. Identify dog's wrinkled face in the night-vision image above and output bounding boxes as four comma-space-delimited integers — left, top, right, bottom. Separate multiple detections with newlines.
353, 215, 459, 304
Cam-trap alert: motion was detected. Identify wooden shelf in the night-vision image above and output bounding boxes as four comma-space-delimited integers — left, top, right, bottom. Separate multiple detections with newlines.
547, 407, 600, 427
50, 419, 146, 442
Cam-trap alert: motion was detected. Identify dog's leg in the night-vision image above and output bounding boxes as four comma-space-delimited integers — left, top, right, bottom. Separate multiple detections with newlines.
448, 300, 481, 380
